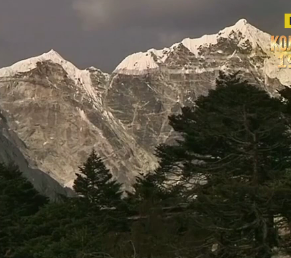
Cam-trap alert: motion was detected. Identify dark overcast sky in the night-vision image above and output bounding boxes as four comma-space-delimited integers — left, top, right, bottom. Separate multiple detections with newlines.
0, 0, 291, 72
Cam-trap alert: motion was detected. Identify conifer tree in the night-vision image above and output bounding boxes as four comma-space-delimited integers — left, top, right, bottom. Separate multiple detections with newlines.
154, 71, 291, 258
73, 149, 123, 209
127, 172, 166, 202
0, 163, 48, 257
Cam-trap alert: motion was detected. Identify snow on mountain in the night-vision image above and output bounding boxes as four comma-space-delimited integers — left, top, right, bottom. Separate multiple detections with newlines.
114, 19, 272, 75
0, 19, 285, 85
1, 18, 291, 193
0, 49, 106, 104
1, 49, 74, 79
0, 48, 155, 190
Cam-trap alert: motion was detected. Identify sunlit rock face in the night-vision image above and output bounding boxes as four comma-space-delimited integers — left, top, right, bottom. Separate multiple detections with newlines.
0, 107, 71, 199
0, 19, 288, 192
0, 56, 156, 191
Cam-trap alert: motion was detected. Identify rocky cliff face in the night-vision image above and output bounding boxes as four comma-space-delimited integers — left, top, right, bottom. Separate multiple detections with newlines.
0, 107, 70, 199
0, 51, 157, 191
0, 19, 289, 192
104, 19, 288, 163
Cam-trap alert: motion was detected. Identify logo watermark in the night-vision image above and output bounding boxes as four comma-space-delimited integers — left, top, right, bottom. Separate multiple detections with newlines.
271, 36, 291, 68
285, 13, 291, 28
270, 14, 291, 68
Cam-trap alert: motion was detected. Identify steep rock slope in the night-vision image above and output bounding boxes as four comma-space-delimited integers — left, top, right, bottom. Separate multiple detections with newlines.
0, 108, 70, 199
0, 51, 156, 189
0, 19, 289, 190
105, 19, 288, 152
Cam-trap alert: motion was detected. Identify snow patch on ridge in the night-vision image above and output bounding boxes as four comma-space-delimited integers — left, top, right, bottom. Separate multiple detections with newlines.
113, 48, 175, 75
114, 52, 160, 75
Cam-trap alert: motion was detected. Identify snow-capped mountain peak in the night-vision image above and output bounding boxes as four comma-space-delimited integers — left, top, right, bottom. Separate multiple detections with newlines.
114, 19, 271, 75
0, 49, 76, 78
0, 49, 107, 105
43, 49, 64, 60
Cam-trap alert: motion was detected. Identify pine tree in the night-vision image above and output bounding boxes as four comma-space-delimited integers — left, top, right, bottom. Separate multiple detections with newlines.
73, 149, 123, 209
127, 172, 166, 202
14, 200, 105, 258
0, 163, 48, 257
154, 71, 291, 258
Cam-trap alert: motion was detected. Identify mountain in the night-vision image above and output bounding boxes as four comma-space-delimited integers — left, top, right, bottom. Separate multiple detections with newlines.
0, 50, 156, 192
0, 19, 289, 193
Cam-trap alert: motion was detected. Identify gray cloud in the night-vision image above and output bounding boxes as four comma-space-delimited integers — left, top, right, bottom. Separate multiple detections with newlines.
0, 0, 291, 72
72, 0, 208, 30
72, 0, 291, 33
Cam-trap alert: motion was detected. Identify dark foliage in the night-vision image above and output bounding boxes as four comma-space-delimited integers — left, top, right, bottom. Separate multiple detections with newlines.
73, 149, 123, 209
0, 163, 48, 257
2, 72, 291, 257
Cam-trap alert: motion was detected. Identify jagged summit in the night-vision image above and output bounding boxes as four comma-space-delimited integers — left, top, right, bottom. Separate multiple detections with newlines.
0, 49, 109, 78
236, 18, 248, 25
42, 49, 65, 60
0, 49, 75, 78
113, 19, 271, 75
231, 18, 249, 31
0, 49, 108, 105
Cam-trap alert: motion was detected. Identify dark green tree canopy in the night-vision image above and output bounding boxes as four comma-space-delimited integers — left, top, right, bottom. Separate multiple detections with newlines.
156, 71, 291, 188
153, 71, 291, 258
73, 149, 123, 209
0, 163, 48, 257
0, 163, 48, 217
4, 72, 291, 258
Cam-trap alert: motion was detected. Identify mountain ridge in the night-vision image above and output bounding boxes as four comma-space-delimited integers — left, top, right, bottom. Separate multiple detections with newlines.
0, 18, 289, 192
0, 19, 269, 75
113, 19, 271, 74
1, 19, 289, 86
